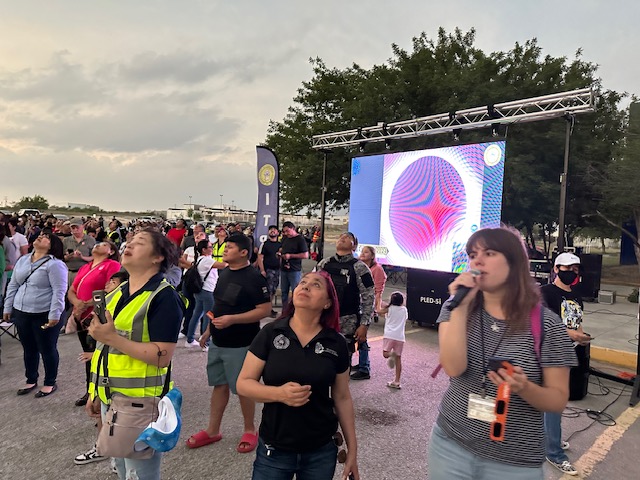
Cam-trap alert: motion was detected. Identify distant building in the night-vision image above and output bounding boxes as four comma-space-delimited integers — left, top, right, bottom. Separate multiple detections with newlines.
67, 202, 94, 209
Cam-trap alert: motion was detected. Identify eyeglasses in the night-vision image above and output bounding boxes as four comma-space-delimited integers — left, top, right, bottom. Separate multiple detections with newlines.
333, 431, 347, 463
490, 382, 511, 442
37, 234, 50, 239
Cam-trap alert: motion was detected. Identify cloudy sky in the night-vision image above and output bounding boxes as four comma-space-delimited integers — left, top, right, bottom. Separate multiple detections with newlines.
1, 1, 638, 213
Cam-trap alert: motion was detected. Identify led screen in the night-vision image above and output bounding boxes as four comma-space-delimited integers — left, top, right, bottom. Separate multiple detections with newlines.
349, 141, 505, 273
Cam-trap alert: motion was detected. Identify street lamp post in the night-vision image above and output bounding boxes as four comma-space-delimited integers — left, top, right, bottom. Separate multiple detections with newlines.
219, 194, 223, 208
557, 115, 574, 252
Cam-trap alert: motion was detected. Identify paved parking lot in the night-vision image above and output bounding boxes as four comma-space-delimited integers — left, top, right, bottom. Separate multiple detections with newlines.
1, 310, 638, 479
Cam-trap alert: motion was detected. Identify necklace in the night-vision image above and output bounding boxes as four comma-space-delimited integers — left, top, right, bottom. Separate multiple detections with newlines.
491, 321, 500, 333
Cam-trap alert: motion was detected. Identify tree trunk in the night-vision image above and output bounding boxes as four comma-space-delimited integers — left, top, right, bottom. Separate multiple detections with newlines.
600, 237, 606, 255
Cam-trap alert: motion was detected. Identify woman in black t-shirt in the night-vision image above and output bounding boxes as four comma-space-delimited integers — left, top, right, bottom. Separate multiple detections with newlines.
237, 271, 359, 480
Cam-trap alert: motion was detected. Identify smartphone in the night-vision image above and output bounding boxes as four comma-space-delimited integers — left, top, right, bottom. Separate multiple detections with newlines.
92, 290, 108, 324
67, 249, 74, 254
487, 356, 514, 373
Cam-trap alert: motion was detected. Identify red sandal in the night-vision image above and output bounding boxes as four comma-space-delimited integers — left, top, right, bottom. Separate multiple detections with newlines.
236, 432, 258, 453
185, 430, 222, 449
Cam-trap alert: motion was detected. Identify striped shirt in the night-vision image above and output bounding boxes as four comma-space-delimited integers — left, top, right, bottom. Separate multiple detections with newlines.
436, 299, 577, 467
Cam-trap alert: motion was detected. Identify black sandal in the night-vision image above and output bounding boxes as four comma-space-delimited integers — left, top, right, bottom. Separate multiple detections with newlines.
17, 384, 38, 395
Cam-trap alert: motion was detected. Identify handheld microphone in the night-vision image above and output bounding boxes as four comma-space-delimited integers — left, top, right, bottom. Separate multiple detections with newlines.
446, 269, 481, 311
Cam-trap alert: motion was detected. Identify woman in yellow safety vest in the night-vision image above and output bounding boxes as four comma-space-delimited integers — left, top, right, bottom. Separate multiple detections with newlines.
86, 230, 185, 479
211, 227, 228, 263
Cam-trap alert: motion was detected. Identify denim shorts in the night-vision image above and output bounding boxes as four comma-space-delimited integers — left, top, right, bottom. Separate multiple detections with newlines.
428, 423, 543, 480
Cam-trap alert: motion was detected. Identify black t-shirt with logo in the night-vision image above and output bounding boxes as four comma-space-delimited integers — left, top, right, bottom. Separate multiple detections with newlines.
259, 239, 282, 270
541, 283, 584, 330
249, 317, 349, 452
280, 235, 308, 271
211, 265, 270, 348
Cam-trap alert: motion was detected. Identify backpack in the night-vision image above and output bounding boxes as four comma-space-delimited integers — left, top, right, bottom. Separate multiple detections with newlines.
182, 258, 212, 295
321, 257, 360, 316
430, 304, 544, 378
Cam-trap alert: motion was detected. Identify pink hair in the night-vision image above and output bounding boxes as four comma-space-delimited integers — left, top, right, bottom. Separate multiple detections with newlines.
280, 271, 341, 332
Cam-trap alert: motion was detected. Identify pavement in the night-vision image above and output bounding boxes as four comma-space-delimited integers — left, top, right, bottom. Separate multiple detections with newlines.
0, 260, 638, 479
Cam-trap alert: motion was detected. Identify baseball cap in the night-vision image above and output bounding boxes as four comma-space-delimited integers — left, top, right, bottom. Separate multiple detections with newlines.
69, 217, 84, 226
134, 388, 182, 453
554, 252, 580, 266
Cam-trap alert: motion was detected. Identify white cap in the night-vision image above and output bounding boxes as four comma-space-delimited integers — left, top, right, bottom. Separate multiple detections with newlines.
554, 252, 580, 266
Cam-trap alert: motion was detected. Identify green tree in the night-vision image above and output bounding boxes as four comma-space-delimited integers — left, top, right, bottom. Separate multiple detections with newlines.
266, 28, 625, 246
193, 212, 203, 221
14, 194, 49, 210
598, 102, 640, 270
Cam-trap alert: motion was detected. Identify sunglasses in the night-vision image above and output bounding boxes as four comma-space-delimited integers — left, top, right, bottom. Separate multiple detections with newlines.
333, 431, 347, 463
490, 382, 511, 442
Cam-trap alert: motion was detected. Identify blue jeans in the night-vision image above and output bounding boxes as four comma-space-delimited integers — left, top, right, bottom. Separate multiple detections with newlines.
428, 423, 543, 480
187, 289, 214, 343
252, 437, 337, 480
280, 270, 302, 307
356, 340, 370, 374
544, 412, 568, 463
13, 309, 62, 386
100, 403, 162, 480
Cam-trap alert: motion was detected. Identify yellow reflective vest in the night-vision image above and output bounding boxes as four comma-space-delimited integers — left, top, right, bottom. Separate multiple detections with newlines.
88, 280, 173, 404
212, 241, 226, 263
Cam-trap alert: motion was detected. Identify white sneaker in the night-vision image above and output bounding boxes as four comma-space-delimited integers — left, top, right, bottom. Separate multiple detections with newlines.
185, 340, 199, 348
387, 352, 397, 369
546, 457, 578, 476
178, 332, 186, 339
74, 444, 107, 465
562, 440, 570, 450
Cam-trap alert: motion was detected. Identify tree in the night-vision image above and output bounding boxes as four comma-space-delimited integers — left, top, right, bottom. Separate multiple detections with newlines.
193, 212, 203, 221
598, 102, 640, 272
14, 194, 49, 210
186, 208, 194, 219
266, 28, 625, 244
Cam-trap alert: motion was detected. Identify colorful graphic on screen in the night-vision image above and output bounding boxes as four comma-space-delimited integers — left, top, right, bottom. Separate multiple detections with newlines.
349, 141, 505, 273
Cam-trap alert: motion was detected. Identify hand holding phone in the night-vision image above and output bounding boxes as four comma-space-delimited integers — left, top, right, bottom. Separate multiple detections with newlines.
92, 290, 108, 324
487, 357, 514, 375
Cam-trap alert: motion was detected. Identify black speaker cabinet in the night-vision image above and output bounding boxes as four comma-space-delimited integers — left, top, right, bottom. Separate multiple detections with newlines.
576, 254, 602, 302
406, 269, 458, 327
569, 343, 590, 401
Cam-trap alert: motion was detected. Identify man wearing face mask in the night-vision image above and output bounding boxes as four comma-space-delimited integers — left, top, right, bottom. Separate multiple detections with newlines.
256, 225, 282, 318
540, 252, 590, 476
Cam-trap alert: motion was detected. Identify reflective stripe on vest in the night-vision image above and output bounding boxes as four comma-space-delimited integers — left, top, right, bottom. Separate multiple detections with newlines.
88, 280, 173, 403
212, 241, 226, 263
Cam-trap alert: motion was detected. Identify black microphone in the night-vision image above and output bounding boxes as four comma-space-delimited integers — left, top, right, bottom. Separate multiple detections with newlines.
446, 269, 481, 311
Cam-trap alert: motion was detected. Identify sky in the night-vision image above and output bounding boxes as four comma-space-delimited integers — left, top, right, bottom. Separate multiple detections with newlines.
1, 1, 638, 213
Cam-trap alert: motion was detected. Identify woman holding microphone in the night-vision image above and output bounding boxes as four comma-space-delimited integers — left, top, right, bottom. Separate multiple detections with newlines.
428, 227, 577, 480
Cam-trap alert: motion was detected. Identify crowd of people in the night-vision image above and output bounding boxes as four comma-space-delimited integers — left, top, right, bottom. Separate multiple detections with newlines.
0, 210, 587, 479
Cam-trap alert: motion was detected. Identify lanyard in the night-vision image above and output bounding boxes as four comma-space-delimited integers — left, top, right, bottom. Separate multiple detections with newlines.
479, 309, 507, 397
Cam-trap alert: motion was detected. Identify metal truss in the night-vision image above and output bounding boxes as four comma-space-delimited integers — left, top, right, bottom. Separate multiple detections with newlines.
311, 87, 594, 150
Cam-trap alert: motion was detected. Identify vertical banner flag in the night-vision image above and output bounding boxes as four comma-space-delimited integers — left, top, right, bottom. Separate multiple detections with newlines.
255, 146, 279, 248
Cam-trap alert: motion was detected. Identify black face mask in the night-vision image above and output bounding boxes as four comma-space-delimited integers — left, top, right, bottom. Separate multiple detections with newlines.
557, 270, 578, 286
